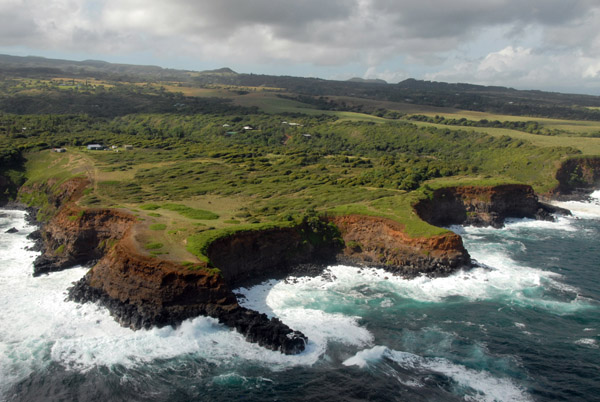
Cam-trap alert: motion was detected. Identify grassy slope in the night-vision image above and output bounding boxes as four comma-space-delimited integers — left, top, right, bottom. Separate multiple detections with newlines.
410, 121, 600, 155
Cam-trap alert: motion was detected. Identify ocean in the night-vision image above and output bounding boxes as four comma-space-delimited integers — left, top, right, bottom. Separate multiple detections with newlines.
0, 192, 599, 401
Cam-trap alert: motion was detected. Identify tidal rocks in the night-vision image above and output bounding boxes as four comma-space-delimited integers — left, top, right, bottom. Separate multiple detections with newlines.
218, 307, 307, 354
5, 227, 18, 233
32, 177, 574, 355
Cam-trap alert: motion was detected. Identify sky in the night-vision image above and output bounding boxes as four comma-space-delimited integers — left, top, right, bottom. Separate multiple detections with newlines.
1, 0, 600, 95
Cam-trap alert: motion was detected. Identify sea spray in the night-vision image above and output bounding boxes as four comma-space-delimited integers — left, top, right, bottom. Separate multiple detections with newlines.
550, 190, 600, 219
343, 346, 531, 402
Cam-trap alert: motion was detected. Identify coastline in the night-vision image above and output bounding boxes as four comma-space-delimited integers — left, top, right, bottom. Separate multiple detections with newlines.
13, 176, 579, 354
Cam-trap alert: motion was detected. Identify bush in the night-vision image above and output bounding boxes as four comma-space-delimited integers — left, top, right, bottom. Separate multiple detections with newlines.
145, 242, 163, 250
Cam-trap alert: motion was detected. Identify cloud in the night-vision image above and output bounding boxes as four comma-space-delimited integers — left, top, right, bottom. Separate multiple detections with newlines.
426, 45, 600, 93
1, 0, 600, 92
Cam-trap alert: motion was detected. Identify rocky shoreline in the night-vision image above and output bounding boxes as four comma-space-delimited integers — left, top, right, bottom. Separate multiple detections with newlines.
68, 271, 308, 355
9, 179, 582, 355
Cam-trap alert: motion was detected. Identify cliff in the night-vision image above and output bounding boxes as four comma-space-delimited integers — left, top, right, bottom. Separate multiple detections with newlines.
206, 219, 342, 286
330, 215, 470, 277
414, 184, 559, 228
26, 177, 135, 276
552, 157, 600, 198
33, 205, 134, 275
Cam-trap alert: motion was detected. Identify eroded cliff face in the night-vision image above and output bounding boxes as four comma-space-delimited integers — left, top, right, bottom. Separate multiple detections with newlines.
331, 215, 470, 277
414, 184, 556, 229
207, 222, 341, 286
33, 205, 135, 276
26, 178, 307, 354
552, 157, 600, 197
72, 238, 236, 326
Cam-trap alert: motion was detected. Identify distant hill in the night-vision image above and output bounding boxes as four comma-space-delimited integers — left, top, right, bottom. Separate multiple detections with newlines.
2, 53, 600, 120
0, 54, 191, 82
200, 67, 238, 75
347, 77, 388, 84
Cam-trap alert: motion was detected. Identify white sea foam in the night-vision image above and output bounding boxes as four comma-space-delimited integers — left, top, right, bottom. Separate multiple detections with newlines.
0, 204, 594, 398
236, 275, 376, 352
574, 338, 599, 348
550, 190, 600, 219
344, 346, 531, 402
445, 220, 590, 313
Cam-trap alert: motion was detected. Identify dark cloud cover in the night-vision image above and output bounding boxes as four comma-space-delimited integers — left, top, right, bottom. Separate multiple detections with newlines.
1, 0, 600, 92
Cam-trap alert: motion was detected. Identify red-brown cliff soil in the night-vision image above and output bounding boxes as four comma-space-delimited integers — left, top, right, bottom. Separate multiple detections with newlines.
330, 215, 470, 277
33, 205, 135, 276
30, 179, 569, 354
69, 236, 308, 354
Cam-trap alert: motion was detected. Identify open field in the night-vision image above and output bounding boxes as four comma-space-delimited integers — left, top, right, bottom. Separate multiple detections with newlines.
410, 121, 600, 155
415, 110, 600, 135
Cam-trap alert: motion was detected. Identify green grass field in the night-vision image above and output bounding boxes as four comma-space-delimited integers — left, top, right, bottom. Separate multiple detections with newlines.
409, 121, 600, 155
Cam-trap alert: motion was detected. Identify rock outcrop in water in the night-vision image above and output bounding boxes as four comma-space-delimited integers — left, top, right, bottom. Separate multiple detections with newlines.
414, 184, 562, 229
330, 215, 470, 277
552, 157, 600, 199
68, 237, 307, 354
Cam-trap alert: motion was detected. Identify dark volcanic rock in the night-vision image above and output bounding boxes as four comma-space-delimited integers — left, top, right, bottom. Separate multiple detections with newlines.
552, 157, 600, 196
415, 184, 555, 229
218, 307, 307, 354
67, 246, 308, 355
25, 230, 43, 252
206, 221, 341, 287
5, 227, 18, 233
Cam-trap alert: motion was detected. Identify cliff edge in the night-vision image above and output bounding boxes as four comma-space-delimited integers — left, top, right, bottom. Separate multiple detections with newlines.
414, 184, 561, 228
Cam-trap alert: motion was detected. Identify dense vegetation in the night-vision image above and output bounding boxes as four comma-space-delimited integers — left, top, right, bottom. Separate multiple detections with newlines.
407, 115, 600, 138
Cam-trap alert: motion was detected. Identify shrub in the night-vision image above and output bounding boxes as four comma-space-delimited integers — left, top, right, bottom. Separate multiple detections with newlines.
145, 242, 164, 249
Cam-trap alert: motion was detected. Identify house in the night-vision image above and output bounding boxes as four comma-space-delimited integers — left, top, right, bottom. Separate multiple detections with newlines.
223, 124, 230, 127
243, 125, 254, 130
302, 134, 312, 138
53, 148, 66, 153
124, 145, 133, 150
111, 145, 118, 149
87, 144, 104, 151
